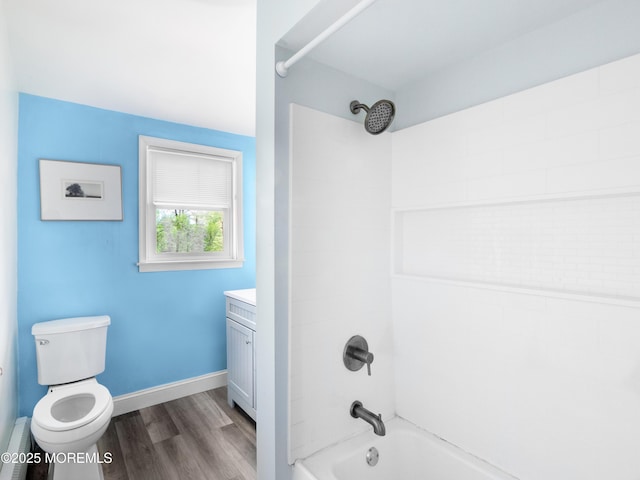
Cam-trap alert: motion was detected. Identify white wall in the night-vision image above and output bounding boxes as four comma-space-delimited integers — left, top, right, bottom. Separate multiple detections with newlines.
256, 1, 324, 478
288, 104, 393, 461
392, 53, 640, 479
0, 0, 19, 460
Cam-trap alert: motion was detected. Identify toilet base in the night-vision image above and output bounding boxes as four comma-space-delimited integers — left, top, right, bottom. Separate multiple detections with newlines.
47, 444, 104, 480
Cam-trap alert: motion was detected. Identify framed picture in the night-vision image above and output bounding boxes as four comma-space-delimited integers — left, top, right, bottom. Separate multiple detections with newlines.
39, 159, 123, 221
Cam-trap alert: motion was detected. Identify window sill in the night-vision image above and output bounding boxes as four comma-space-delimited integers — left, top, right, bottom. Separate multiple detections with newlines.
138, 258, 245, 273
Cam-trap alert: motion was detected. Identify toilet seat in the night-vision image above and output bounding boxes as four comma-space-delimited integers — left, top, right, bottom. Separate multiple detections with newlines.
33, 381, 111, 432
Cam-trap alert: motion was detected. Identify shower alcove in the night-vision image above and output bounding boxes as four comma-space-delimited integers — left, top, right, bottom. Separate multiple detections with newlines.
264, 1, 640, 479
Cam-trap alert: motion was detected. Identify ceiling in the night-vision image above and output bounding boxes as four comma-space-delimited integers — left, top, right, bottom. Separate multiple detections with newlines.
279, 0, 607, 91
4, 0, 256, 136
5, 0, 610, 137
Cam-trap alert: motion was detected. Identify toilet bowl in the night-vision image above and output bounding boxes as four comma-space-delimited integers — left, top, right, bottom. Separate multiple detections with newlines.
31, 378, 114, 453
31, 315, 113, 480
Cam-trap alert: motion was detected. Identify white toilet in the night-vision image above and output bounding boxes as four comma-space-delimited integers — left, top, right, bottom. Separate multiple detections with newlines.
31, 315, 114, 480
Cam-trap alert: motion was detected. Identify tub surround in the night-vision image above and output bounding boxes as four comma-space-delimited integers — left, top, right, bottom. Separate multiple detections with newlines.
288, 104, 394, 462
392, 52, 640, 479
287, 52, 640, 480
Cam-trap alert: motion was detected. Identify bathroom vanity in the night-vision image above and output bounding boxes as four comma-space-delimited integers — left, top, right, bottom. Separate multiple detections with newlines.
224, 288, 256, 421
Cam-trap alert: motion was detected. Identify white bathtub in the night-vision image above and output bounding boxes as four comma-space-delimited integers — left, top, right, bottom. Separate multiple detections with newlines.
293, 417, 518, 480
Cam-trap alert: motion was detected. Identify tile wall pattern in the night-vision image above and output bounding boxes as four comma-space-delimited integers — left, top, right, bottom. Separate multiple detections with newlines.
392, 53, 640, 479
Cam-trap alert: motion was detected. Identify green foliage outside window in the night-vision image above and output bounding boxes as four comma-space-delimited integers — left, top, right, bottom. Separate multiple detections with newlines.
156, 209, 224, 254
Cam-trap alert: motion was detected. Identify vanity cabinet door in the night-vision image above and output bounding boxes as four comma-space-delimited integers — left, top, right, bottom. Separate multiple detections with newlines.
226, 318, 254, 409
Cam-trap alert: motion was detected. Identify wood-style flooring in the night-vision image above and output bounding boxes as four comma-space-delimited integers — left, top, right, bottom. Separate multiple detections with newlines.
27, 386, 256, 480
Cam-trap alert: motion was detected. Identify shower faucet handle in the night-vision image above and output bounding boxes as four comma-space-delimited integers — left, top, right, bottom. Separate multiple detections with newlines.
349, 347, 374, 375
343, 335, 375, 376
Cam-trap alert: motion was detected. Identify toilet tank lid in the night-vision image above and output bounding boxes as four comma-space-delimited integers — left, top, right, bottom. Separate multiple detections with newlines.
32, 315, 111, 335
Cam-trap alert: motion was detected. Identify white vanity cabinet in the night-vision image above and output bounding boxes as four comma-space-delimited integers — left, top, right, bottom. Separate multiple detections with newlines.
224, 289, 256, 421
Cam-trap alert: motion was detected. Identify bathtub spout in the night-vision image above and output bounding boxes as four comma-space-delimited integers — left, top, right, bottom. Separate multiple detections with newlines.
350, 401, 386, 436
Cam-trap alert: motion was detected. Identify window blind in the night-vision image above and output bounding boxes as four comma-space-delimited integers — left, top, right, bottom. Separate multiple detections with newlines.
150, 148, 232, 208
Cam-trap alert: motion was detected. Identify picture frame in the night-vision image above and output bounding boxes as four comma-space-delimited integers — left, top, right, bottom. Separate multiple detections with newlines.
39, 159, 123, 221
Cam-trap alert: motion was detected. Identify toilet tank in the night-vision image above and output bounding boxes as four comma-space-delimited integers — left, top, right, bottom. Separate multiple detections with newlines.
32, 315, 110, 386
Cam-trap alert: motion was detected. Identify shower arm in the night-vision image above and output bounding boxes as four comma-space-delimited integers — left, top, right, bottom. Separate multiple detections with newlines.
349, 101, 369, 114
276, 0, 377, 78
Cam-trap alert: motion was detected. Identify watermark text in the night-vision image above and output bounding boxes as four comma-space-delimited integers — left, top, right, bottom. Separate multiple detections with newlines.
1, 451, 112, 464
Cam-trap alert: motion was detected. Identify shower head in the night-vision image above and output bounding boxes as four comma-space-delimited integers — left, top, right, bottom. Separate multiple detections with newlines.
350, 99, 395, 135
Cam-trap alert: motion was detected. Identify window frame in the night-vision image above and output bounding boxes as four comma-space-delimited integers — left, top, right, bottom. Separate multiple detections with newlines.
138, 135, 244, 272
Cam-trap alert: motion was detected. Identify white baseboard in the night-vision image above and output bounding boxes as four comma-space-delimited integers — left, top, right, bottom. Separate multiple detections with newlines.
112, 370, 227, 416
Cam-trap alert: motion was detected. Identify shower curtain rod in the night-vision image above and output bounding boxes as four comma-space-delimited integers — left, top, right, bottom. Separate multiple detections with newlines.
275, 0, 377, 78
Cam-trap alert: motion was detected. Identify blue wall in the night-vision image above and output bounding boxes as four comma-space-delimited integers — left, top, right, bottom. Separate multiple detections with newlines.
17, 94, 256, 416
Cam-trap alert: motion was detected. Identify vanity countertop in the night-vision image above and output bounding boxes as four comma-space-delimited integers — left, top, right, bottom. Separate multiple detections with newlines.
224, 288, 256, 307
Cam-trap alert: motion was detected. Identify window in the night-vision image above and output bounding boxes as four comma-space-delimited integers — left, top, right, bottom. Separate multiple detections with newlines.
138, 136, 243, 272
